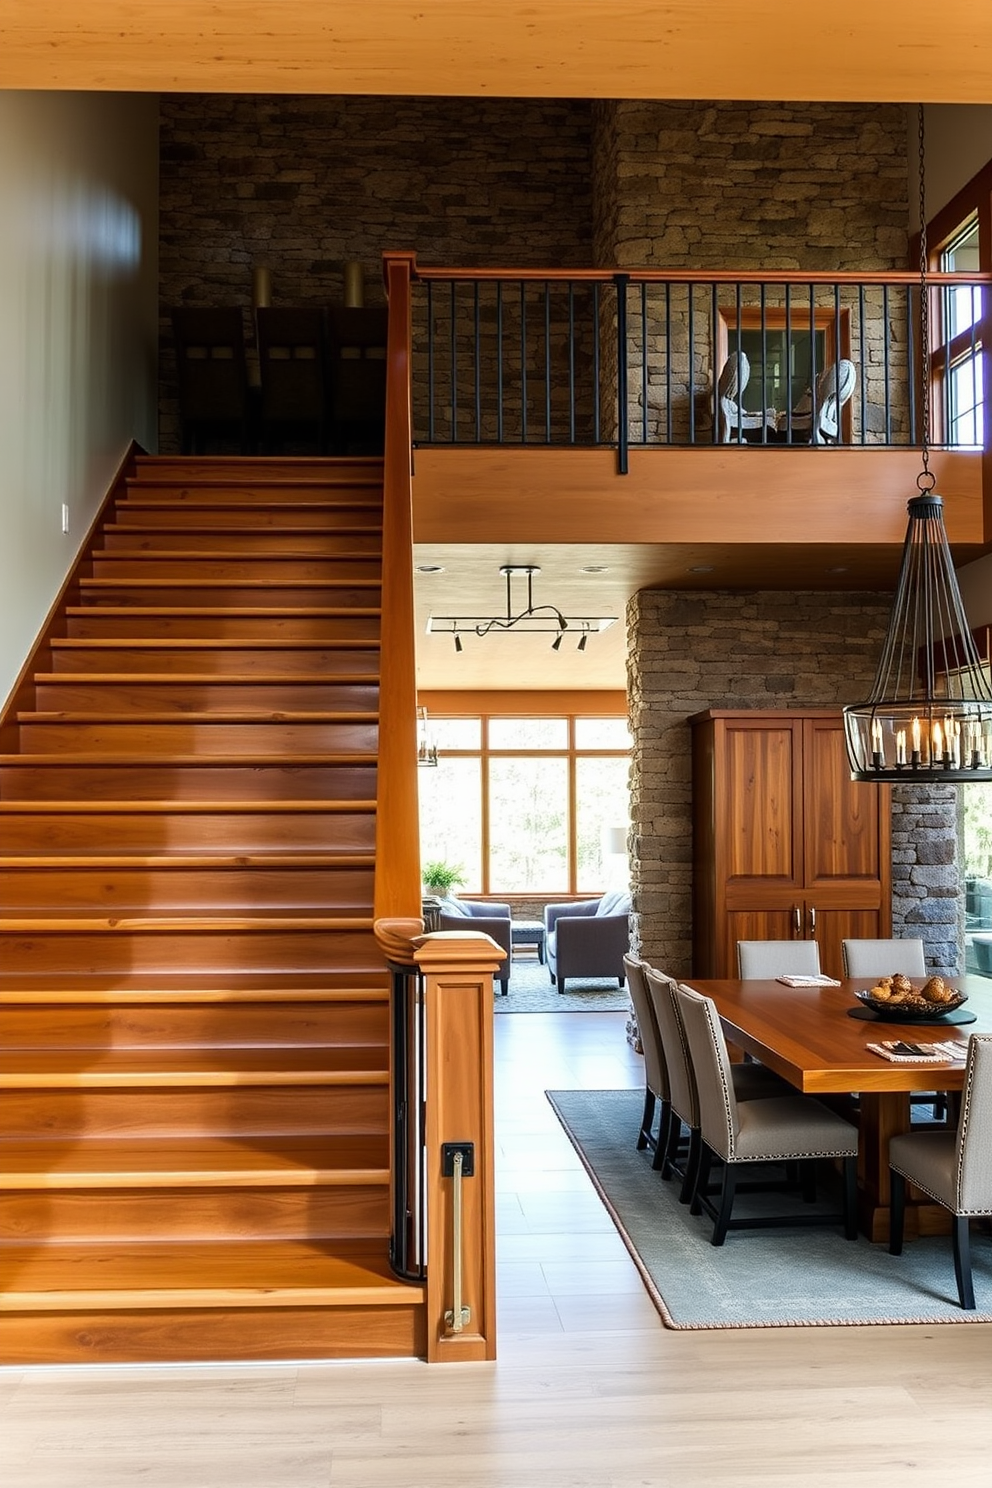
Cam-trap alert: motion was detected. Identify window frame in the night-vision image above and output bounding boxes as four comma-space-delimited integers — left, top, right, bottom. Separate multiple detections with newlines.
417, 693, 630, 898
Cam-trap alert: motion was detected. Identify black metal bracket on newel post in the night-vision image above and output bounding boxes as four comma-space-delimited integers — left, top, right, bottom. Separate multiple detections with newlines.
614, 273, 630, 475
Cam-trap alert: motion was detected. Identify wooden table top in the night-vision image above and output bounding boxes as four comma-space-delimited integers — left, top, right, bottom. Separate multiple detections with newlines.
681, 975, 992, 1095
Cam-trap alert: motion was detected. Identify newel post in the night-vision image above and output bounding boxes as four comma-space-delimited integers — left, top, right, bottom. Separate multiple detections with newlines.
415, 930, 502, 1362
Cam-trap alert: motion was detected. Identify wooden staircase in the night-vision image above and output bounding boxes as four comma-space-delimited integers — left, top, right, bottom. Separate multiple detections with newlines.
0, 455, 426, 1364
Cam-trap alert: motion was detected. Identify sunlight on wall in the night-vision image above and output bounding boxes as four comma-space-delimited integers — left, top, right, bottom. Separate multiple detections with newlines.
0, 92, 158, 706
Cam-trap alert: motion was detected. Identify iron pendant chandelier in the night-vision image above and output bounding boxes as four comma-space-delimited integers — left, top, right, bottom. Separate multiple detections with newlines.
842, 108, 992, 784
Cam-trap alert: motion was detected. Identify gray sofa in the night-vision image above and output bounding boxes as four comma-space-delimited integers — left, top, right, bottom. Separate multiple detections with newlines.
436, 896, 512, 995
543, 890, 632, 993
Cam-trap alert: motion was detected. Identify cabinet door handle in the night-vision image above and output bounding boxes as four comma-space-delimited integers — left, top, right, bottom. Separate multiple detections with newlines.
793, 905, 802, 935
808, 905, 817, 934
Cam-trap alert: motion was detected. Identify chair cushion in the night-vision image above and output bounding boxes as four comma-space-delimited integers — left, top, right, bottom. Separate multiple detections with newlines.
595, 890, 630, 917
730, 1095, 858, 1162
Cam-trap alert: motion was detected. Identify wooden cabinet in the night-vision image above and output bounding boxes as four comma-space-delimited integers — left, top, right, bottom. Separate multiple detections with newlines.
691, 710, 891, 979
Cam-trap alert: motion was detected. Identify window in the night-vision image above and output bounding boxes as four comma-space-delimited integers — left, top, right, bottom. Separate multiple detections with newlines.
417, 712, 631, 895
937, 218, 984, 447
717, 306, 852, 438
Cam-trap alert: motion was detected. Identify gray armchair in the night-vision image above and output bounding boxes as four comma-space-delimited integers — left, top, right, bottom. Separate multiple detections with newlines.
436, 896, 512, 995
544, 890, 631, 993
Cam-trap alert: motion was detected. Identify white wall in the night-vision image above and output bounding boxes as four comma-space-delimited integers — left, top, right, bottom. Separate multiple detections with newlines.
923, 105, 992, 221
0, 92, 159, 706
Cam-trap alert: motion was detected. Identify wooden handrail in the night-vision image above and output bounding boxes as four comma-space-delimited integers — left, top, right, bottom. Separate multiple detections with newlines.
374, 251, 422, 923
405, 252, 992, 288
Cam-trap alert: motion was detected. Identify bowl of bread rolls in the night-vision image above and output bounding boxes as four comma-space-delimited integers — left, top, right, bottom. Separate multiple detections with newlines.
854, 973, 967, 1021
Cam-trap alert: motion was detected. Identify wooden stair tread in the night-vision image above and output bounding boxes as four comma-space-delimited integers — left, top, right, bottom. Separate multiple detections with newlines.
0, 1046, 389, 1084
104, 523, 383, 534
0, 1135, 389, 1186
91, 548, 384, 559
0, 1240, 420, 1309
34, 672, 381, 683
0, 755, 378, 769
18, 710, 380, 723
0, 913, 376, 931
77, 579, 383, 592
0, 977, 390, 1002
65, 608, 381, 619
0, 798, 376, 810
50, 636, 381, 649
0, 852, 374, 867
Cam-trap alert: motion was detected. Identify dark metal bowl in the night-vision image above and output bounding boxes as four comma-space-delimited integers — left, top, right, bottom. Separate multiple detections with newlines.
853, 988, 968, 1022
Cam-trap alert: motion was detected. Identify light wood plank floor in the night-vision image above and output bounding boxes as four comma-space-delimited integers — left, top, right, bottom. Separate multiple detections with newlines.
4, 1010, 991, 1488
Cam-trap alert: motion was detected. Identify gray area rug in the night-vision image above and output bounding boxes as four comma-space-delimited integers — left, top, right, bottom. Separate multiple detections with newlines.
496, 957, 630, 1013
547, 1088, 992, 1328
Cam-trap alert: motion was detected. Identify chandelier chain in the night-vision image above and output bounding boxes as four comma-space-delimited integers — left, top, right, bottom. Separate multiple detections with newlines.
917, 102, 934, 491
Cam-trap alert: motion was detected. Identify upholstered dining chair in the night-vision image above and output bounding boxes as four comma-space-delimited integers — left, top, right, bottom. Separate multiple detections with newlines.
624, 955, 670, 1167
644, 967, 789, 1204
737, 939, 822, 979
841, 938, 927, 978
888, 1034, 992, 1309
674, 984, 859, 1246
842, 937, 944, 1122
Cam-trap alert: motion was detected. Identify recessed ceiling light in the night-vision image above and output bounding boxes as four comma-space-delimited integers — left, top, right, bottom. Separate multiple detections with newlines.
688, 565, 714, 573
417, 564, 445, 573
580, 565, 608, 573
827, 566, 849, 574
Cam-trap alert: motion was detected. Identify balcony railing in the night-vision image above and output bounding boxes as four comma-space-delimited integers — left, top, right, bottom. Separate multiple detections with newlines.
410, 264, 991, 473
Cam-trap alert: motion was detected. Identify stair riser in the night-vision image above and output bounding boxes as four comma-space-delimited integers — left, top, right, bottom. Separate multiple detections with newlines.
0, 929, 382, 975
131, 460, 382, 485
0, 1185, 389, 1242
113, 505, 382, 528
0, 1305, 424, 1366
0, 810, 377, 852
32, 681, 381, 712
0, 1085, 389, 1138
89, 555, 381, 581
99, 530, 383, 554
78, 583, 381, 608
0, 763, 377, 802
16, 722, 380, 754
0, 866, 376, 912
65, 612, 380, 640
49, 643, 381, 672
0, 1003, 389, 1049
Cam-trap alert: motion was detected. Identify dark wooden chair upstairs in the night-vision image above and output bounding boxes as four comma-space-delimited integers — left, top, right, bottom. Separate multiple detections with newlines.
171, 306, 252, 454
256, 306, 332, 453
327, 305, 388, 454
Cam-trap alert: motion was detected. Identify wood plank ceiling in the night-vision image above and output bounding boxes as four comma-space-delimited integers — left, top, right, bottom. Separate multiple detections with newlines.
1, 1, 990, 102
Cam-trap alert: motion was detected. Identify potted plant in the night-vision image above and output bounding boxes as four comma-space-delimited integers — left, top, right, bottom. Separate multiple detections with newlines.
421, 860, 465, 899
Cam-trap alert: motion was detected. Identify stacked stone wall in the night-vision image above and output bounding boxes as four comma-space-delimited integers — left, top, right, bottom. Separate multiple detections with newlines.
159, 94, 594, 449
627, 589, 961, 977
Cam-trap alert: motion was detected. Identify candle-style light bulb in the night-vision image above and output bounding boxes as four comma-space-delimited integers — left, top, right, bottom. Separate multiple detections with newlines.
896, 728, 907, 766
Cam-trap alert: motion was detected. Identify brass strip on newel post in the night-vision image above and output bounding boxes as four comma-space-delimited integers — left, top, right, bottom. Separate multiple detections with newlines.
414, 929, 503, 1362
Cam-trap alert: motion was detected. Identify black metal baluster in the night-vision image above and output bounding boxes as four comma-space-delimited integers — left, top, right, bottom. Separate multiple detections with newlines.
858, 284, 867, 445
520, 280, 528, 443
450, 280, 458, 444
883, 284, 892, 444
615, 273, 629, 473
593, 282, 601, 444
833, 283, 842, 445
568, 281, 576, 444
808, 284, 817, 442
641, 280, 648, 444
474, 282, 481, 443
906, 284, 917, 445
760, 282, 768, 442
497, 281, 504, 444
665, 281, 672, 445
784, 284, 792, 442
544, 280, 552, 444
427, 281, 435, 443
735, 281, 743, 442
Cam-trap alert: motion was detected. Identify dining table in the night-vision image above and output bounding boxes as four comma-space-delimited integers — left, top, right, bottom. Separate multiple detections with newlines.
681, 973, 992, 1241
